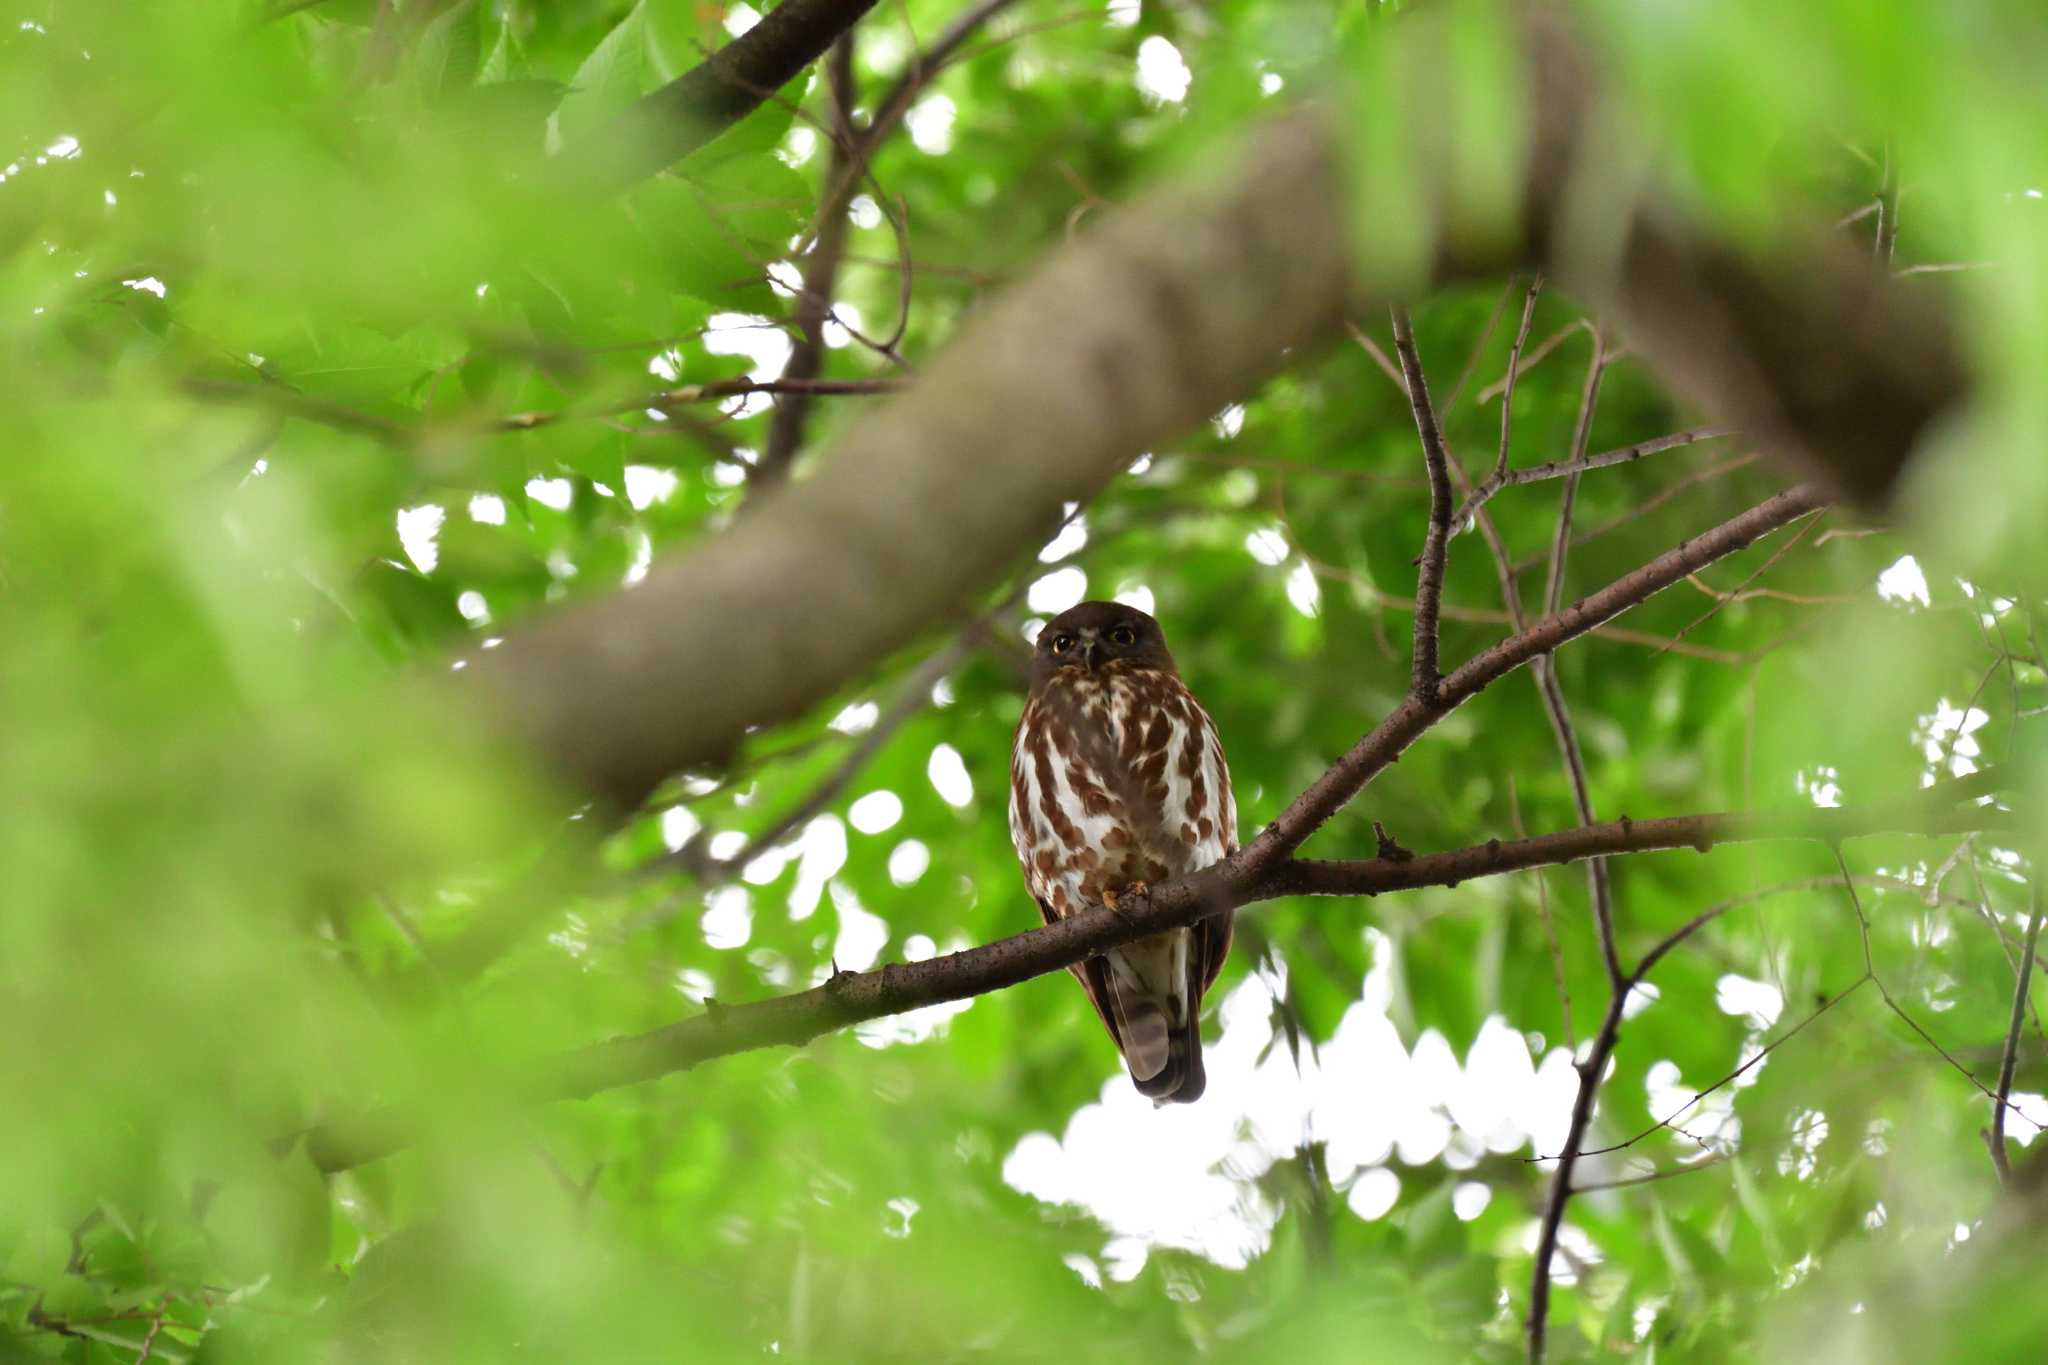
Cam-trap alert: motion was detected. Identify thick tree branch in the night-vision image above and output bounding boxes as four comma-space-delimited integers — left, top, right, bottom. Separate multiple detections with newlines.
302, 773, 2013, 1172
471, 110, 1355, 809
473, 11, 1964, 814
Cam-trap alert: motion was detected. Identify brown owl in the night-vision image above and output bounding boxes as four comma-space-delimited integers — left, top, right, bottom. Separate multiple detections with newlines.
1008, 601, 1237, 1102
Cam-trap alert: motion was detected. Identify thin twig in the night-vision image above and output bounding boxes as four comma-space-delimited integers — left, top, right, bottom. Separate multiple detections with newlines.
1442, 279, 1517, 413
1508, 452, 1764, 574
1991, 879, 2045, 1187
1656, 507, 1825, 656
1240, 485, 1833, 880
1474, 321, 1589, 404
757, 32, 862, 490
1448, 276, 1541, 541
1539, 329, 1623, 994
1344, 319, 1409, 393
1565, 978, 1869, 1164
1492, 276, 1543, 484
1571, 1153, 1727, 1193
1527, 985, 1624, 1364
1453, 428, 1733, 531
1510, 775, 1576, 1053
1388, 306, 1455, 697
1836, 847, 2016, 1107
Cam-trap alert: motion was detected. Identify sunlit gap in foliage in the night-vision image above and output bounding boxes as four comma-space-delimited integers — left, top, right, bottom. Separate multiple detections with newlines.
703, 313, 793, 419
1003, 934, 1585, 1278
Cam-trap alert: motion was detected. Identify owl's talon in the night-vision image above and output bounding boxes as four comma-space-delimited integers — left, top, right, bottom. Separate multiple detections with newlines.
1101, 881, 1148, 915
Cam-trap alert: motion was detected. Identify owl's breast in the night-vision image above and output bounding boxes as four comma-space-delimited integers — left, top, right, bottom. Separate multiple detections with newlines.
1009, 669, 1235, 919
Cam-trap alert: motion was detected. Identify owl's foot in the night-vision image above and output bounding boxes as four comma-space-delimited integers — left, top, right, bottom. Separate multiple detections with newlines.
1101, 881, 1149, 913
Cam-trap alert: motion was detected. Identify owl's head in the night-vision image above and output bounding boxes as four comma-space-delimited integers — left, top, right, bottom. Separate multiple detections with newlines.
1030, 600, 1177, 689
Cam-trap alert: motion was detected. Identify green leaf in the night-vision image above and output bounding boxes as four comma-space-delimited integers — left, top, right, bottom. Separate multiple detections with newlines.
553, 1, 649, 146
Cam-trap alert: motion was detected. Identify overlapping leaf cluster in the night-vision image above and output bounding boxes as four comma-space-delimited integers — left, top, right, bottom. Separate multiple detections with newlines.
4, 1, 2047, 1361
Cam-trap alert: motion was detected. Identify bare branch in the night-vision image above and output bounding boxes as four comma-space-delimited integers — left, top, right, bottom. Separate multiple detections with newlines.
1453, 427, 1733, 530
1507, 451, 1764, 573
1536, 331, 1623, 997
302, 772, 2014, 1173
1992, 880, 2044, 1187
756, 32, 862, 490
1474, 320, 1588, 405
471, 111, 1356, 810
1527, 985, 1622, 1363
1388, 306, 1456, 698
1492, 276, 1543, 483
1541, 328, 1606, 620
1237, 485, 1831, 878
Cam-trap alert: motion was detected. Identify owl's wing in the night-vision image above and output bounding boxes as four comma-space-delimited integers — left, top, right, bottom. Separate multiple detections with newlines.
1195, 905, 1234, 998
1034, 894, 1124, 1050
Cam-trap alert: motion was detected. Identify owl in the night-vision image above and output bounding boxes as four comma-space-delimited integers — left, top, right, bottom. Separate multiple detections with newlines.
1009, 601, 1237, 1102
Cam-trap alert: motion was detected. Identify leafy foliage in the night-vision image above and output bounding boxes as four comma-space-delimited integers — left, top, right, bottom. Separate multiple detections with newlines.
4, 1, 2047, 1361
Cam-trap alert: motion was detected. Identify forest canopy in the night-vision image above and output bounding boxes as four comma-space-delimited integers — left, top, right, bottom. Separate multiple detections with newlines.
4, 1, 2047, 1361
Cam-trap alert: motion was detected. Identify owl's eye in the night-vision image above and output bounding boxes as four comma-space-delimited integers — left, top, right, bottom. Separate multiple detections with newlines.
1108, 625, 1137, 647
1049, 633, 1074, 654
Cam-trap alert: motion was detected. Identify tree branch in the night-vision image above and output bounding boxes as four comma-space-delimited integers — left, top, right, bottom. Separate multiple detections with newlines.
469, 110, 1355, 810
1235, 485, 1830, 880
569, 0, 886, 194
1388, 305, 1455, 698
1536, 330, 1623, 992
1992, 880, 2044, 1187
302, 772, 2014, 1173
1452, 427, 1732, 531
472, 11, 1963, 813
1518, 783, 2007, 1362
756, 33, 860, 490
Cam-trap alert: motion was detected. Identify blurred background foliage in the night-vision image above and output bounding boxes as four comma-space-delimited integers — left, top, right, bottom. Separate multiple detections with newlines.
4, 0, 2047, 1360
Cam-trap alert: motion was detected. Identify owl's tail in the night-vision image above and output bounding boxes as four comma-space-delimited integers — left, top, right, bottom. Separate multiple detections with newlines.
1106, 948, 1207, 1104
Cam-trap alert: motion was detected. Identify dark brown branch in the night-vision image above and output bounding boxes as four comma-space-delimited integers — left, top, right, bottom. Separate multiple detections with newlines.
1236, 485, 1831, 879
1527, 980, 1623, 1363
756, 0, 1023, 483
570, 0, 886, 194
1388, 306, 1455, 697
1453, 427, 1732, 531
470, 110, 1355, 811
301, 772, 2013, 1173
1491, 276, 1543, 481
1264, 778, 2009, 897
1991, 880, 2044, 1187
755, 33, 861, 490
1537, 330, 1622, 995
1473, 320, 1587, 404
471, 15, 1964, 814
862, 0, 1023, 154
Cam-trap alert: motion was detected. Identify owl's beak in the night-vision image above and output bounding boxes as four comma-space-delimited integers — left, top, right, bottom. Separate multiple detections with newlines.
1080, 633, 1103, 670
